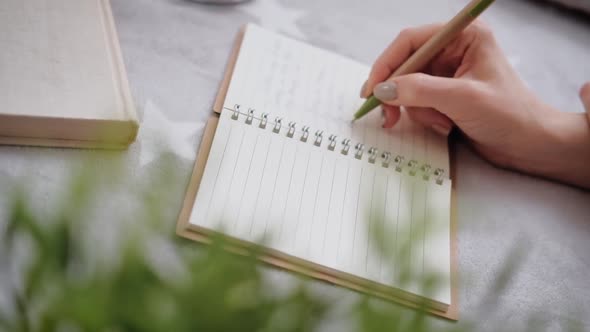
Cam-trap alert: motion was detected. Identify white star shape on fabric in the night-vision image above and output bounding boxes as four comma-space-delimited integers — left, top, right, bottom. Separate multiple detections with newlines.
239, 0, 307, 40
136, 100, 203, 167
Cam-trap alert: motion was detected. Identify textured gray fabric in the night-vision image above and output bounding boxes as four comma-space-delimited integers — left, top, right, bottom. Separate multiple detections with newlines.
1, 0, 589, 330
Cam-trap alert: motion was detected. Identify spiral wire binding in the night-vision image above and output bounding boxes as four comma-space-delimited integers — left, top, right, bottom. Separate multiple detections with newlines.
224, 105, 446, 185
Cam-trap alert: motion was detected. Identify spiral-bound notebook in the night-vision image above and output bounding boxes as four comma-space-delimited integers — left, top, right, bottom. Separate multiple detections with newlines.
177, 24, 457, 320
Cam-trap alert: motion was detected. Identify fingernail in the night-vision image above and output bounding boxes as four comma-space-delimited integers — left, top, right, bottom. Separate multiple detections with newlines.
431, 124, 452, 137
360, 80, 368, 98
374, 82, 398, 101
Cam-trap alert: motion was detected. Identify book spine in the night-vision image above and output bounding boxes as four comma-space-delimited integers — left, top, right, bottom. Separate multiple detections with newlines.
226, 105, 447, 185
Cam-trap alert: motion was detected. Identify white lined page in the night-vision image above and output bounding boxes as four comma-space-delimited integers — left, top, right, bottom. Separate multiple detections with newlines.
223, 25, 449, 174
189, 24, 452, 306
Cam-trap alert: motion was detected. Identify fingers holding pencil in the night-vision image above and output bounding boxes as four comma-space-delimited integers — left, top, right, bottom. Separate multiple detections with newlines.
361, 23, 444, 98
354, 0, 496, 122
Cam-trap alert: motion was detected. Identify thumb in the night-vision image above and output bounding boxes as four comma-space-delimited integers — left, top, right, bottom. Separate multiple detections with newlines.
372, 73, 476, 117
580, 82, 590, 120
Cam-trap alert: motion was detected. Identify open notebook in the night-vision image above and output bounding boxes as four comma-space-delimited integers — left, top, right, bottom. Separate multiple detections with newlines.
0, 0, 138, 149
177, 24, 457, 319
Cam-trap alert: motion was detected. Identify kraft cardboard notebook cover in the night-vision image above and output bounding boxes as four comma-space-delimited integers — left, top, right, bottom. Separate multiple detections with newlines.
176, 25, 458, 320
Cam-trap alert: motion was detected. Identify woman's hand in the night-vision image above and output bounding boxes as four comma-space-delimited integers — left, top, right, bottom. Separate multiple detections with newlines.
362, 22, 590, 189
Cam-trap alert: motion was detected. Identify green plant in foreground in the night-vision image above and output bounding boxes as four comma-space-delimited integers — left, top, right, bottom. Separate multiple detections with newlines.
0, 160, 583, 332
2, 190, 326, 332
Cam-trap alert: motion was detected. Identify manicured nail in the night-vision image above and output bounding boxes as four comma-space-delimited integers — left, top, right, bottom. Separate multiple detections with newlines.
360, 80, 368, 98
431, 124, 452, 137
373, 82, 398, 101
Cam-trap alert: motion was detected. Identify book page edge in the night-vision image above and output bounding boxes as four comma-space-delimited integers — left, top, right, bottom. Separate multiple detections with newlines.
176, 115, 220, 236
98, 0, 139, 126
212, 25, 247, 114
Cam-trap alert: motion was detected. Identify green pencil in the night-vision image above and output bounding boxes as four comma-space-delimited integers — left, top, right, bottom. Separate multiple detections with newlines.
352, 0, 496, 122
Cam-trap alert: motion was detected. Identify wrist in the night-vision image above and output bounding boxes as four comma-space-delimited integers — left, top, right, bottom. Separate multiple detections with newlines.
518, 105, 590, 188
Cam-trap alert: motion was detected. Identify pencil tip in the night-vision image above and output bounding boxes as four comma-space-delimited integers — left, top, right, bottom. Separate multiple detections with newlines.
350, 118, 357, 124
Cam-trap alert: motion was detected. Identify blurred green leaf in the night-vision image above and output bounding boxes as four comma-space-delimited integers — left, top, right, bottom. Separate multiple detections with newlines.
1, 157, 576, 332
5, 193, 44, 250
0, 311, 12, 331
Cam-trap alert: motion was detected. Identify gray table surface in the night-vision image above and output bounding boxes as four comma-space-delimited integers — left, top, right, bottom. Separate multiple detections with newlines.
1, 0, 590, 330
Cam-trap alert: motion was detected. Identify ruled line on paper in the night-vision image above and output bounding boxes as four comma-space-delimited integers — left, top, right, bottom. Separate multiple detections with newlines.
291, 152, 313, 248
249, 140, 275, 236
335, 162, 351, 258
202, 125, 234, 225
377, 174, 390, 280
351, 167, 364, 267
219, 130, 247, 224
320, 161, 338, 255
233, 134, 261, 230
365, 170, 378, 273
276, 145, 300, 240
393, 174, 403, 279
306, 155, 326, 255
261, 141, 286, 237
